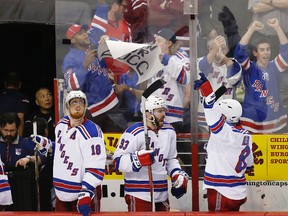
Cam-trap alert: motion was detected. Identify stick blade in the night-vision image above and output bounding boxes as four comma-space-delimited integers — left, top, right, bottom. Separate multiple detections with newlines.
142, 79, 166, 99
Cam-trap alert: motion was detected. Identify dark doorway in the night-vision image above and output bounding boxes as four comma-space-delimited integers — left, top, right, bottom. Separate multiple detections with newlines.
0, 23, 56, 113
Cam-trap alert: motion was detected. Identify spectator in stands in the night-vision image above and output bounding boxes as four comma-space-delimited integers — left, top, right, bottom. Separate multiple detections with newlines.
89, 0, 131, 82
124, 0, 149, 43
198, 0, 252, 57
148, 0, 188, 39
248, 0, 288, 58
248, 0, 288, 115
197, 35, 242, 131
0, 112, 46, 211
147, 28, 190, 132
62, 24, 127, 132
234, 18, 288, 133
0, 71, 30, 136
24, 87, 55, 141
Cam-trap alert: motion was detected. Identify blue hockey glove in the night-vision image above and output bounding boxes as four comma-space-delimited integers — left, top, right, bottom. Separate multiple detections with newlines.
171, 171, 189, 199
130, 149, 155, 172
77, 189, 94, 216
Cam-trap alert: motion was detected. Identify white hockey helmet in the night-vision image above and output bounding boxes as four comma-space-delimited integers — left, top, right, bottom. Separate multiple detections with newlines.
141, 95, 167, 114
65, 90, 87, 108
215, 99, 242, 123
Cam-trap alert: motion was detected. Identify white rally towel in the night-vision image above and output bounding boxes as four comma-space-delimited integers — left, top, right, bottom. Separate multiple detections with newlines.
98, 40, 163, 84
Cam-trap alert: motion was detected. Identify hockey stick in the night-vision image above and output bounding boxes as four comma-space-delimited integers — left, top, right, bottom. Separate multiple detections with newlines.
33, 121, 40, 211
215, 85, 227, 101
141, 79, 166, 211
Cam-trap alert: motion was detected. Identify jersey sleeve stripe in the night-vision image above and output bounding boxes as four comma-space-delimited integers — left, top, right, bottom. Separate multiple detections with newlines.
176, 68, 187, 84
70, 73, 80, 90
241, 58, 250, 70
77, 125, 91, 139
275, 54, 288, 72
131, 126, 144, 136
86, 168, 105, 180
209, 116, 225, 134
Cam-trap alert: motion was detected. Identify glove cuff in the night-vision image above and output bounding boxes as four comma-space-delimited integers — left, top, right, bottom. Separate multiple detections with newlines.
199, 80, 213, 97
130, 152, 142, 172
79, 189, 95, 199
204, 92, 216, 105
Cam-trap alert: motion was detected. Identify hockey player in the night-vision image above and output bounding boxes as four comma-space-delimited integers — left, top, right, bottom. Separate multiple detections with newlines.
194, 72, 254, 211
34, 90, 106, 215
147, 28, 190, 132
0, 156, 12, 210
234, 18, 288, 133
113, 95, 189, 211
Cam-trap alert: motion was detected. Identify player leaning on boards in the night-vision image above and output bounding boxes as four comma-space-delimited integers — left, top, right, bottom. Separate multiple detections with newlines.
113, 95, 189, 212
32, 90, 106, 216
194, 73, 254, 211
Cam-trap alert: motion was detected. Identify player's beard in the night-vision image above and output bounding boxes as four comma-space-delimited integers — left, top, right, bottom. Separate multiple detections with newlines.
69, 110, 85, 119
154, 116, 164, 128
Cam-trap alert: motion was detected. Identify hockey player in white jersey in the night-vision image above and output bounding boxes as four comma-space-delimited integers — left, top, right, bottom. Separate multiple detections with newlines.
113, 95, 189, 211
194, 72, 254, 211
52, 90, 106, 215
0, 156, 12, 210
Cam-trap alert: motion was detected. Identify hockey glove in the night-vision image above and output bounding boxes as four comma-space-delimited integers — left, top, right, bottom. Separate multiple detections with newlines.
77, 189, 94, 216
130, 149, 155, 172
194, 73, 215, 104
218, 6, 239, 37
171, 171, 189, 199
31, 135, 52, 156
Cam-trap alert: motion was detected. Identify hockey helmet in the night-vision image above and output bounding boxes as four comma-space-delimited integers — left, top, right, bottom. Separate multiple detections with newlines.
65, 90, 87, 108
215, 99, 242, 123
141, 95, 167, 114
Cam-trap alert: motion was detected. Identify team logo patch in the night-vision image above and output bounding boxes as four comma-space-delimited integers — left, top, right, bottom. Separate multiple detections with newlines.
15, 148, 22, 156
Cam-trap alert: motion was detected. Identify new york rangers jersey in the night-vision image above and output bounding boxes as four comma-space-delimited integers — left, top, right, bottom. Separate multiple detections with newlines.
197, 56, 242, 129
0, 158, 12, 205
113, 122, 183, 203
234, 43, 288, 133
147, 49, 190, 123
62, 48, 118, 117
53, 116, 106, 202
89, 3, 131, 79
203, 101, 254, 200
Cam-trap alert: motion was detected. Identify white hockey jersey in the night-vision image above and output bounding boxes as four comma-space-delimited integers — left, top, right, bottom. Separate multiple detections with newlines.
147, 49, 190, 123
202, 101, 254, 200
53, 116, 106, 201
197, 56, 242, 130
113, 122, 183, 202
0, 157, 12, 205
